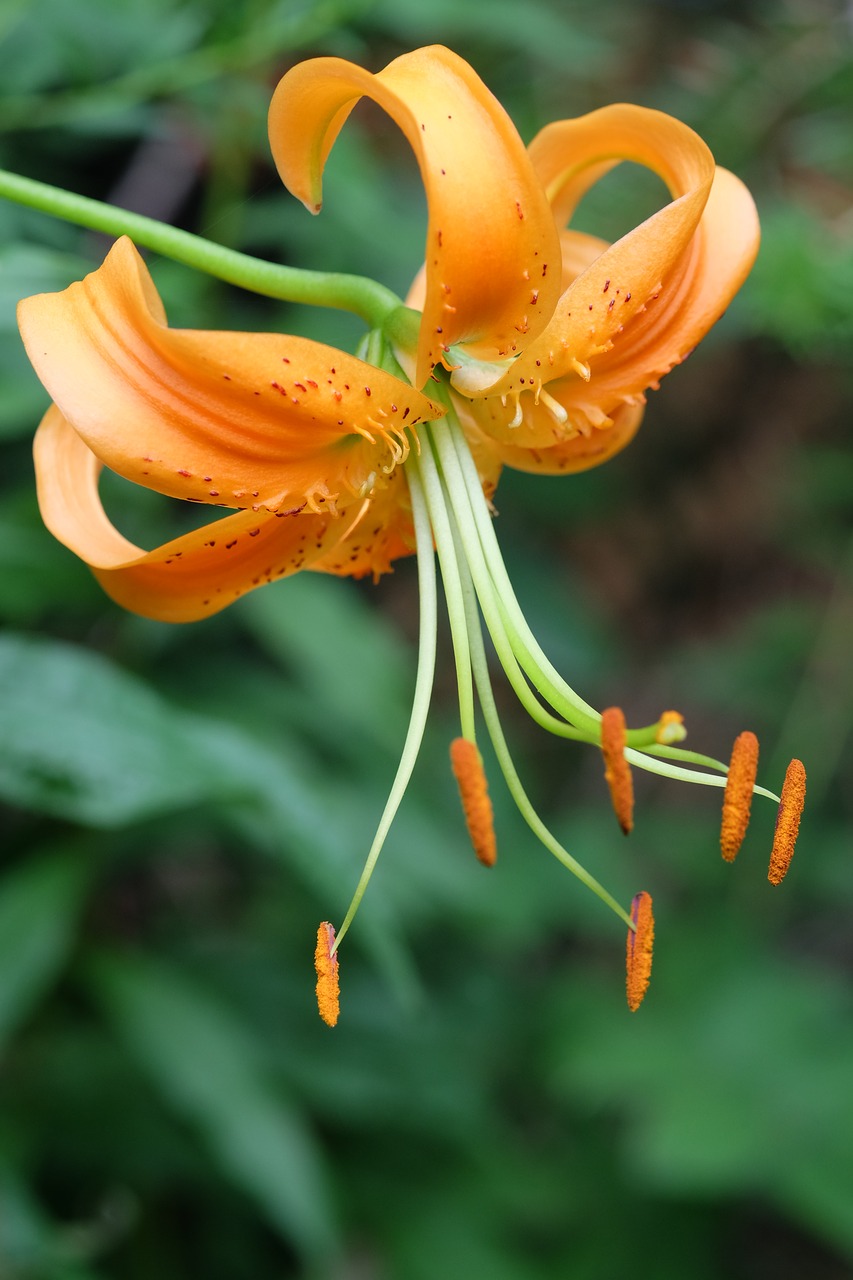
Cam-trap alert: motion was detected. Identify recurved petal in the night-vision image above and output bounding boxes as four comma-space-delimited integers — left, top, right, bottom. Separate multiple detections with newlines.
529, 104, 714, 228
458, 395, 644, 476
19, 237, 440, 516
556, 166, 760, 421
268, 46, 562, 388
34, 405, 390, 622
471, 105, 719, 397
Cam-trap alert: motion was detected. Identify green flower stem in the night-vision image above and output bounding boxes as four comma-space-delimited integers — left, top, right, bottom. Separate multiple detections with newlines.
645, 744, 729, 772
411, 437, 475, 742
456, 545, 633, 929
425, 424, 586, 737
438, 415, 785, 799
332, 458, 438, 952
0, 167, 402, 326
437, 416, 600, 733
624, 745, 780, 801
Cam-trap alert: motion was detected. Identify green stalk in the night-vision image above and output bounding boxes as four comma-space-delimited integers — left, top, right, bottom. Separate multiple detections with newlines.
0, 168, 403, 326
412, 436, 475, 741
332, 459, 438, 951
436, 415, 600, 733
457, 547, 633, 929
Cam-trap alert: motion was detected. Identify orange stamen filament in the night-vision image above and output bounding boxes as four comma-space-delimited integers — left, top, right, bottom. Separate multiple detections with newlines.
626, 891, 654, 1012
601, 706, 634, 834
768, 758, 806, 885
720, 730, 759, 862
314, 921, 340, 1027
450, 737, 497, 866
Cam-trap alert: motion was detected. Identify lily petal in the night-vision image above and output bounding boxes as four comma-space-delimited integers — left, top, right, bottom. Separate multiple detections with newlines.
456, 395, 644, 476
549, 166, 760, 424
19, 237, 441, 516
268, 45, 562, 388
34, 405, 407, 621
460, 105, 719, 400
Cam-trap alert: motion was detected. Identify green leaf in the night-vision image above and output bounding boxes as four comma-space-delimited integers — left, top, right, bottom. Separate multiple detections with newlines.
88, 950, 339, 1262
0, 1166, 107, 1280
0, 848, 89, 1052
241, 573, 413, 755
0, 242, 93, 331
0, 633, 251, 825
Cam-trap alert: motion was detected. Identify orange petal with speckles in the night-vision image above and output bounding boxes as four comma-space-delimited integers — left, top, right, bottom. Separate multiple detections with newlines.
456, 387, 645, 476
34, 405, 407, 621
268, 45, 562, 389
19, 237, 441, 517
454, 106, 759, 450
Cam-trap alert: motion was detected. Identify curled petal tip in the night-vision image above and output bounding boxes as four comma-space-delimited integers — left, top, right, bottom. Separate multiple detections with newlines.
768, 759, 806, 886
601, 707, 634, 835
626, 891, 654, 1012
720, 730, 759, 862
314, 921, 340, 1026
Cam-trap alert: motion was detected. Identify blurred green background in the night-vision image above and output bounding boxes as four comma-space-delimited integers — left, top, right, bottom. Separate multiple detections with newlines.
1, 0, 852, 1276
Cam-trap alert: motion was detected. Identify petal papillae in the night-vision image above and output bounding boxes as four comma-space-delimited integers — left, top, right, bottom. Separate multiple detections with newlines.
19, 237, 442, 517
35, 405, 411, 621
268, 45, 562, 388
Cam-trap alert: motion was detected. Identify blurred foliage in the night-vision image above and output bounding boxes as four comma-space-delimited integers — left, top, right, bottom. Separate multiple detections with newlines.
0, 0, 852, 1277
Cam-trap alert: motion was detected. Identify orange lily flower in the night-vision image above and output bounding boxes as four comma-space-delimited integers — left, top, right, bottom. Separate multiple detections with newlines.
19, 46, 799, 1026
19, 236, 444, 623
269, 45, 759, 475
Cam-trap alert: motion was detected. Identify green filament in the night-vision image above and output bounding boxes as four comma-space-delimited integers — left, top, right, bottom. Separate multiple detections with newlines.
331, 457, 437, 952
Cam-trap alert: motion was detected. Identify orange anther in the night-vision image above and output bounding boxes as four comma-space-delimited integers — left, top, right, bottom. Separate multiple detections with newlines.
314, 921, 340, 1027
720, 730, 759, 862
768, 759, 806, 886
450, 737, 497, 866
601, 707, 634, 834
626, 891, 654, 1012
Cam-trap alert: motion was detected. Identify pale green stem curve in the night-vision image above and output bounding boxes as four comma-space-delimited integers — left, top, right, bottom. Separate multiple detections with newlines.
439, 416, 601, 733
456, 545, 632, 929
645, 744, 728, 771
625, 746, 780, 802
332, 459, 437, 952
0, 168, 404, 327
441, 414, 782, 799
411, 436, 475, 741
426, 424, 584, 737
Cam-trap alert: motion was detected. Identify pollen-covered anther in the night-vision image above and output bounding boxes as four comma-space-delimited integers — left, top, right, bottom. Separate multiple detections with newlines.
768, 758, 806, 886
314, 921, 340, 1027
655, 710, 686, 745
450, 737, 497, 867
601, 706, 634, 835
720, 730, 759, 862
626, 891, 654, 1012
